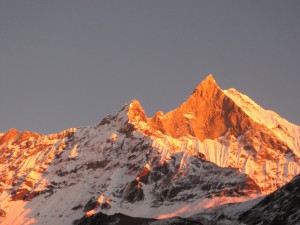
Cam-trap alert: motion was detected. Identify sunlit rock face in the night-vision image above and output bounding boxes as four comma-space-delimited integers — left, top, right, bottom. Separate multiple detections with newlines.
149, 74, 240, 140
130, 75, 300, 194
0, 75, 299, 225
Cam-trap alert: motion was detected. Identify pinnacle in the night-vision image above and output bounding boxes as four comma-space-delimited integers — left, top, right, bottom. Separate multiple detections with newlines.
6, 128, 20, 134
205, 74, 216, 82
118, 99, 142, 113
127, 99, 148, 123
194, 74, 221, 93
129, 99, 142, 107
0, 128, 20, 142
128, 99, 145, 114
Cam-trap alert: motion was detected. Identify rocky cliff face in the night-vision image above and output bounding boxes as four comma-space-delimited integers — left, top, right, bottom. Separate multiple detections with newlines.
186, 173, 300, 225
0, 75, 299, 225
66, 174, 300, 225
239, 173, 300, 225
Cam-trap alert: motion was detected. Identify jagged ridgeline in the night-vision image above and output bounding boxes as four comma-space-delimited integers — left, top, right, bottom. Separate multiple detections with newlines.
0, 75, 299, 225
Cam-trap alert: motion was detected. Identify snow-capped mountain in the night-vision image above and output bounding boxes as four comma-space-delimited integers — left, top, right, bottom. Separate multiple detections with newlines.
0, 75, 299, 225
183, 172, 300, 225
74, 173, 300, 225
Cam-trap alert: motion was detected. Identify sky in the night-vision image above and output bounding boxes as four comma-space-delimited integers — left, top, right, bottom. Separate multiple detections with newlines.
0, 0, 300, 134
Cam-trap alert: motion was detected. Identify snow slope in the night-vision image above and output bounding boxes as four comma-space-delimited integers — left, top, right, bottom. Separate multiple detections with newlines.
225, 88, 300, 157
0, 103, 260, 225
131, 75, 300, 193
0, 74, 299, 225
73, 174, 300, 225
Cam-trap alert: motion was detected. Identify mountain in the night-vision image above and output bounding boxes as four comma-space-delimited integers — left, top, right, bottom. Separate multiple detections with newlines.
239, 173, 300, 224
0, 75, 299, 225
186, 173, 300, 225
74, 174, 300, 225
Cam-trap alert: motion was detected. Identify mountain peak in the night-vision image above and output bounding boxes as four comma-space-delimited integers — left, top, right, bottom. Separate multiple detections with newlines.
204, 73, 216, 82
145, 74, 229, 140
1, 73, 300, 225
127, 99, 148, 124
195, 74, 218, 92
129, 99, 142, 108
0, 128, 20, 143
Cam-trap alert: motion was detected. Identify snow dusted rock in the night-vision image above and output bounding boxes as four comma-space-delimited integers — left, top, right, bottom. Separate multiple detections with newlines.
74, 212, 204, 225
0, 74, 299, 225
132, 75, 300, 193
181, 173, 300, 225
239, 173, 300, 225
72, 174, 300, 225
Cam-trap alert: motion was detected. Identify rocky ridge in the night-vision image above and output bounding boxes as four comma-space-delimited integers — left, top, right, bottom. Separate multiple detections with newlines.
69, 174, 300, 225
130, 75, 300, 193
0, 75, 299, 225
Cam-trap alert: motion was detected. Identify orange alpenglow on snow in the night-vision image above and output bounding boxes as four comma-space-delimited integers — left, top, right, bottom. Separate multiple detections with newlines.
85, 209, 96, 217
130, 74, 260, 141
126, 74, 300, 194
0, 74, 299, 225
97, 194, 105, 204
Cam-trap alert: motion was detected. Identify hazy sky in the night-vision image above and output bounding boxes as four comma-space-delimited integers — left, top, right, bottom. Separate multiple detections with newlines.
1, 0, 300, 134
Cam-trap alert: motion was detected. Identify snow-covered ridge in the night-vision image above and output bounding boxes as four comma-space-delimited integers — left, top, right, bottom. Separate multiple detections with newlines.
225, 88, 300, 156
188, 173, 300, 225
0, 74, 299, 225
148, 132, 300, 193
127, 75, 300, 194
0, 102, 260, 225
76, 173, 300, 225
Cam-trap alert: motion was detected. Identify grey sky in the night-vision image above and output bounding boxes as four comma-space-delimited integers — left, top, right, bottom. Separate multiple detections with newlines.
0, 0, 299, 134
